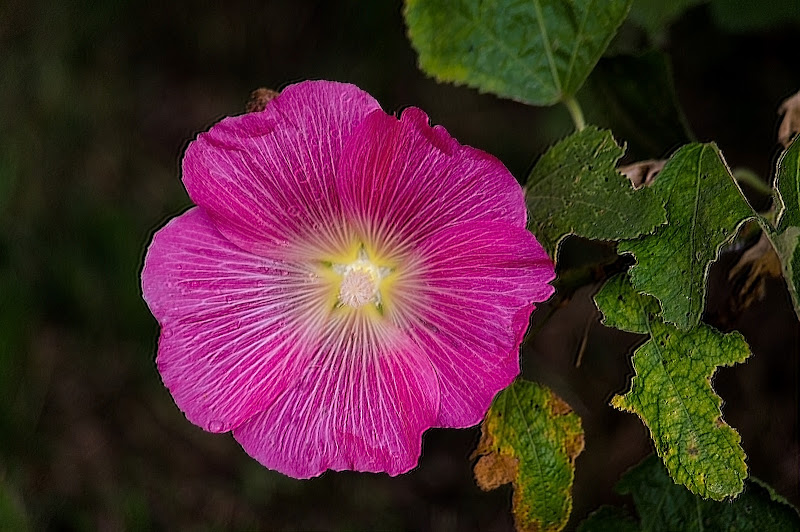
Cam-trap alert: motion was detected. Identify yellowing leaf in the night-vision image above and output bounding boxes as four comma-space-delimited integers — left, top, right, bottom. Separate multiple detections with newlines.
474, 380, 584, 532
594, 274, 750, 501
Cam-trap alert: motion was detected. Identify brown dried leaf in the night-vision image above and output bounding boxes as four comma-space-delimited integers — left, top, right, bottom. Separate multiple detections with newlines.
245, 87, 279, 113
778, 90, 800, 148
728, 232, 783, 313
618, 159, 665, 189
474, 432, 517, 490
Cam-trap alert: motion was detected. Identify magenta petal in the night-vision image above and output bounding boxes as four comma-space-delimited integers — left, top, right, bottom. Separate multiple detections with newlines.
183, 80, 381, 256
141, 207, 322, 432
232, 325, 439, 478
336, 107, 526, 256
393, 222, 555, 428
144, 79, 559, 478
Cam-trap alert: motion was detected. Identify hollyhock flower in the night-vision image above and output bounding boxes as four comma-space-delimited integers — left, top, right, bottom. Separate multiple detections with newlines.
141, 80, 555, 479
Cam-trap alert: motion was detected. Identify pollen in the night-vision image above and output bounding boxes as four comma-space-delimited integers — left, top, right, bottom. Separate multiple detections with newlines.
332, 248, 392, 309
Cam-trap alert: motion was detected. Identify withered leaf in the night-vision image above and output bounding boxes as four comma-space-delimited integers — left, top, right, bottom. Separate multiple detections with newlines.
618, 159, 666, 189
245, 87, 279, 113
474, 380, 584, 532
778, 90, 800, 148
728, 232, 783, 314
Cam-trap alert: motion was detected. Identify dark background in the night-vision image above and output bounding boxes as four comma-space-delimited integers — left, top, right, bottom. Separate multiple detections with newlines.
1, 1, 798, 530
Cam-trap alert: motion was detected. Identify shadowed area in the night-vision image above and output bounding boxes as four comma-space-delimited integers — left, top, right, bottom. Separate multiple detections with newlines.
0, 1, 797, 529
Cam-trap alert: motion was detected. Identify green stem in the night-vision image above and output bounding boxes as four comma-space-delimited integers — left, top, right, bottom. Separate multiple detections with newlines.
563, 97, 586, 131
733, 167, 773, 196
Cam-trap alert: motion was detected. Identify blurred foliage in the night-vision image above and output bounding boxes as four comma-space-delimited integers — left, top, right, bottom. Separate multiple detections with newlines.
627, 0, 707, 45
578, 51, 693, 160
709, 0, 800, 33
0, 0, 798, 530
579, 455, 800, 531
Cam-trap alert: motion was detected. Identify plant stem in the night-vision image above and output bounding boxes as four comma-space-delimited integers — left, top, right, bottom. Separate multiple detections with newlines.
563, 97, 586, 131
733, 167, 774, 196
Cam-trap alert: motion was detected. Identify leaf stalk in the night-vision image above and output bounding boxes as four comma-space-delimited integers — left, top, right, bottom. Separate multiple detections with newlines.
563, 97, 586, 131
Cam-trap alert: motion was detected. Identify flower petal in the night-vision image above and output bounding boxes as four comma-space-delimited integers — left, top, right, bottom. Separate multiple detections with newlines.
141, 207, 330, 432
183, 80, 381, 256
390, 222, 555, 428
232, 316, 440, 479
336, 107, 526, 258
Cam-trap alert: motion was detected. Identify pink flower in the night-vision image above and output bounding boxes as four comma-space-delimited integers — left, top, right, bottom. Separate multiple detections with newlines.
141, 80, 555, 478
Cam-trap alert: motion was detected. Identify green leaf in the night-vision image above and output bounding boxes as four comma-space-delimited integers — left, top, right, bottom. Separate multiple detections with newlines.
594, 274, 750, 500
767, 135, 800, 320
775, 134, 800, 233
525, 126, 667, 256
473, 380, 584, 532
579, 51, 693, 160
618, 143, 755, 330
404, 0, 633, 106
783, 231, 800, 319
579, 455, 800, 531
772, 228, 800, 321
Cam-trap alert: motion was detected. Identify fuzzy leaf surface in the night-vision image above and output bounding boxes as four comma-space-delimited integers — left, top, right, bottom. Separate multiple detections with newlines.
594, 274, 750, 500
404, 0, 632, 106
525, 127, 666, 256
474, 380, 584, 532
579, 455, 800, 531
618, 143, 755, 330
